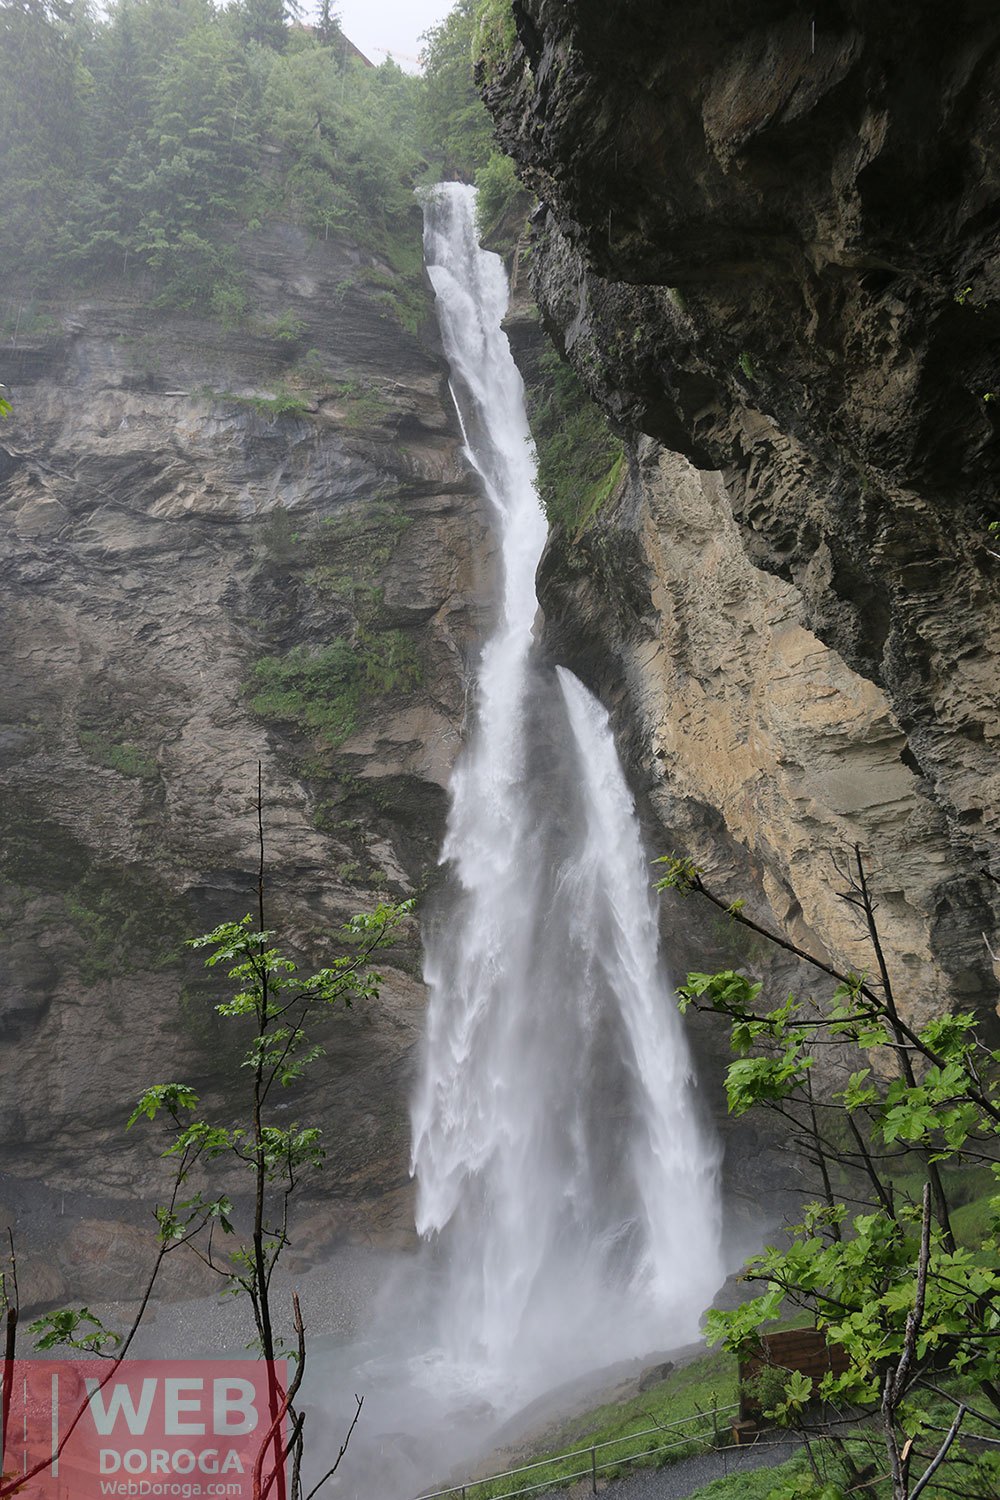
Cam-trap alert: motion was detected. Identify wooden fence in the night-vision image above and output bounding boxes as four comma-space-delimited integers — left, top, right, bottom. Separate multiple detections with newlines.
738, 1328, 850, 1422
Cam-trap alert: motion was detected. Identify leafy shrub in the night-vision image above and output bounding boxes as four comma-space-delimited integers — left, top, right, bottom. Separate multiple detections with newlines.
474, 0, 518, 84
210, 281, 250, 330
264, 308, 306, 342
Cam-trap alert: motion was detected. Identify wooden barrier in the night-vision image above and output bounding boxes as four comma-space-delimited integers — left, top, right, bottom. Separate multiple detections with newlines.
738, 1328, 850, 1422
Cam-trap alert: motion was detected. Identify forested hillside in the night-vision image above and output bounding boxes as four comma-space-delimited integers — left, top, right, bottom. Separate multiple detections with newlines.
1, 0, 620, 523
0, 0, 424, 314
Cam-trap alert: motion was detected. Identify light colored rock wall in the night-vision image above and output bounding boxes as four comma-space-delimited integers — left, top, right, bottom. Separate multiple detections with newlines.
631, 444, 962, 1029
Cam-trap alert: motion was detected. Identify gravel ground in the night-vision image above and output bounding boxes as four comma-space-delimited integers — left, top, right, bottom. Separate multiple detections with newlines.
563, 1439, 802, 1499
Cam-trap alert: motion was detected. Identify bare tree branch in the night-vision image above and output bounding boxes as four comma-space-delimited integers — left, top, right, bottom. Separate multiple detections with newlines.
303, 1395, 365, 1500
882, 1183, 931, 1499
910, 1405, 966, 1500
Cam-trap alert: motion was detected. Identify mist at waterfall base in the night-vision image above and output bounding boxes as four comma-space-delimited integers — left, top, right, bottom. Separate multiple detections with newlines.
300, 184, 724, 1498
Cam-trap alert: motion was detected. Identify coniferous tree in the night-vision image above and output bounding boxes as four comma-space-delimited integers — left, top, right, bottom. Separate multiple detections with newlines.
0, 0, 91, 278
316, 0, 340, 46
234, 0, 287, 52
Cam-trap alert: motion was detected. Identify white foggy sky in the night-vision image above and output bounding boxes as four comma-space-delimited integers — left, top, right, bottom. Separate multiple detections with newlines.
323, 0, 454, 70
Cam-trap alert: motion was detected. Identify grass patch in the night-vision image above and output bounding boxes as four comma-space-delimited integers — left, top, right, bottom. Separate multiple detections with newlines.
685, 1451, 808, 1499
200, 385, 314, 419
573, 449, 624, 535
452, 1295, 1000, 1500
326, 377, 394, 431
467, 1335, 1000, 1500
881, 1163, 996, 1250
359, 264, 428, 336
248, 629, 421, 748
466, 1348, 738, 1499
78, 730, 158, 781
950, 1186, 999, 1248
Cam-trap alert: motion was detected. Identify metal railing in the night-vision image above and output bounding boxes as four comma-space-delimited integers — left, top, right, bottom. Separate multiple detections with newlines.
415, 1401, 740, 1500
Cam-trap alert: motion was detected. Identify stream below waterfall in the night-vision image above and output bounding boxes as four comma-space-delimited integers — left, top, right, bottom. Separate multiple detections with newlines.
301, 182, 725, 1500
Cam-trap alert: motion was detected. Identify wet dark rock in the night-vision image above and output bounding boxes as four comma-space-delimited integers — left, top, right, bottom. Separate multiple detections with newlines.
0, 222, 495, 1285
485, 0, 1000, 1029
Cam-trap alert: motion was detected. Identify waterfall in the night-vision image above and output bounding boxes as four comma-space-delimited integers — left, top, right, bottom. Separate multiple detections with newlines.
410, 183, 724, 1400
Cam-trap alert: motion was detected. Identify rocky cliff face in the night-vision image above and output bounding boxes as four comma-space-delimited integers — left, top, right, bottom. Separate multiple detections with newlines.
486, 0, 1000, 1027
0, 213, 492, 1303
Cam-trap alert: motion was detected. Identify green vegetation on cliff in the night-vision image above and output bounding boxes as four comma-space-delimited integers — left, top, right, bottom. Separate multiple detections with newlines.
249, 507, 421, 749
249, 630, 422, 749
526, 344, 625, 533
77, 730, 158, 781
0, 793, 192, 989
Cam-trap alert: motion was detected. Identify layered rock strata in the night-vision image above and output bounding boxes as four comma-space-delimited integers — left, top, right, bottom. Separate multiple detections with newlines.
0, 216, 492, 1301
485, 0, 1000, 1025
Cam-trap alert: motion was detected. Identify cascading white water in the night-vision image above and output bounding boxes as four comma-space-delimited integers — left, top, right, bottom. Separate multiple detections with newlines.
410, 183, 724, 1400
